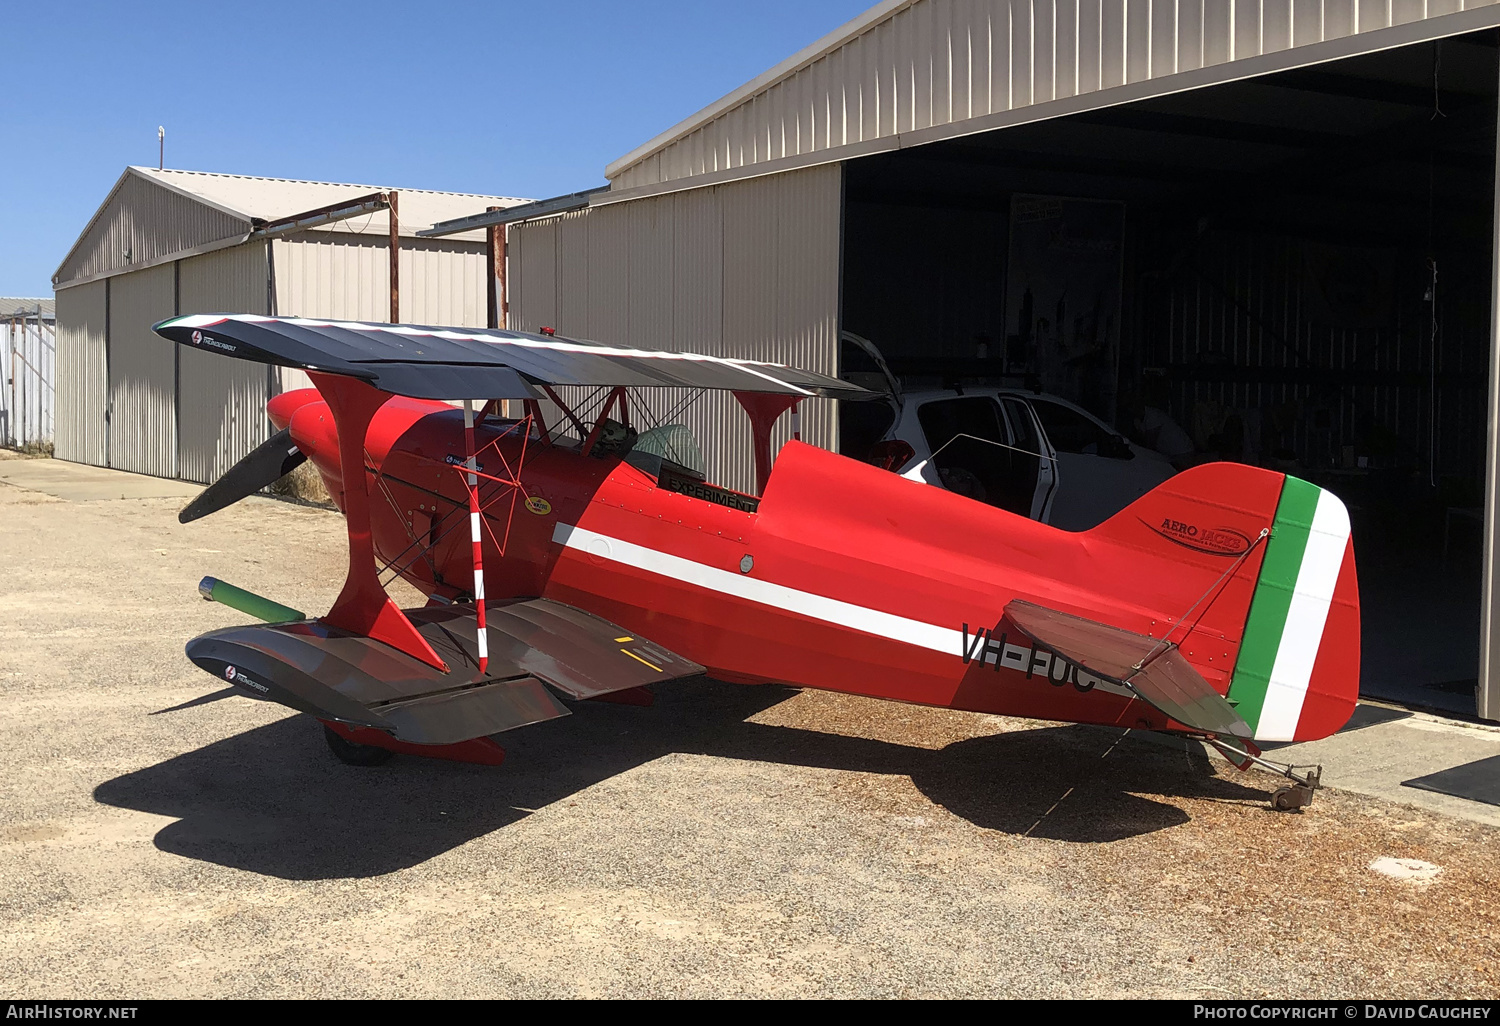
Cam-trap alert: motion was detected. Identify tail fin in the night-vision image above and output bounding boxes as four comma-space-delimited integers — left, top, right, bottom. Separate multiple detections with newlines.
1089, 463, 1359, 743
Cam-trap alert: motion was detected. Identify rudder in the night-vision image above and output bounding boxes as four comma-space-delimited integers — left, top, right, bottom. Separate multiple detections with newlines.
1088, 463, 1359, 743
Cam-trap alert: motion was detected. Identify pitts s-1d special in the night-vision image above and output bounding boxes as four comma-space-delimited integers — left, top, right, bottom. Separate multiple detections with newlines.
154, 313, 1359, 810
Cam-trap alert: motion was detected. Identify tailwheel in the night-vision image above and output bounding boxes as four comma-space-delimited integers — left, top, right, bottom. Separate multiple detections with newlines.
1205, 736, 1322, 812
1271, 784, 1316, 812
323, 724, 396, 766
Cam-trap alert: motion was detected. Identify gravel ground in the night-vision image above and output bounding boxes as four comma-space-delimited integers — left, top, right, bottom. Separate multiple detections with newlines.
1, 462, 1497, 999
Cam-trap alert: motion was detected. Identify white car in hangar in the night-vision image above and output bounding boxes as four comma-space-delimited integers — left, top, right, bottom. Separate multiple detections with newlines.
838, 332, 1176, 531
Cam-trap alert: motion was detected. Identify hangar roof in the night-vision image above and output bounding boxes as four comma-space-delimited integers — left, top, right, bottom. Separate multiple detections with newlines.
602, 0, 1500, 203
55, 167, 531, 289
0, 297, 54, 320
133, 169, 528, 232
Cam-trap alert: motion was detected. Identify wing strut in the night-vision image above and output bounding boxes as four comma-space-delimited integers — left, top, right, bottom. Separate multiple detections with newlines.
462, 398, 489, 676
735, 392, 803, 495
309, 372, 447, 672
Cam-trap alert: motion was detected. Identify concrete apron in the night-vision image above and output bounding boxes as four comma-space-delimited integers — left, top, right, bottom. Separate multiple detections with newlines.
0, 455, 201, 502
1140, 703, 1500, 828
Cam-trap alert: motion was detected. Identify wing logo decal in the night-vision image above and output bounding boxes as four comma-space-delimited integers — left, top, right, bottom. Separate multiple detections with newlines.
222, 664, 269, 693
190, 329, 237, 354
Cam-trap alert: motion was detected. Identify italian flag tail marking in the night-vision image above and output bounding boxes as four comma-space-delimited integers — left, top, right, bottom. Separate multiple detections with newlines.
1228, 476, 1357, 742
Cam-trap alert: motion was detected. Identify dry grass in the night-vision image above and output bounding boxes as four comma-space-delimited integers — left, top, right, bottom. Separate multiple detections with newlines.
1, 442, 53, 458
266, 460, 331, 505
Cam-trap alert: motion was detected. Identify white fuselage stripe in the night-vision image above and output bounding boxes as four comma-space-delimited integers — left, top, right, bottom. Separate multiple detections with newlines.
554, 523, 958, 654
1255, 491, 1351, 740
551, 522, 1132, 697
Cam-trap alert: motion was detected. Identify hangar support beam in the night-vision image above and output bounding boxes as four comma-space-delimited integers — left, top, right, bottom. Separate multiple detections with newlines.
1481, 65, 1500, 724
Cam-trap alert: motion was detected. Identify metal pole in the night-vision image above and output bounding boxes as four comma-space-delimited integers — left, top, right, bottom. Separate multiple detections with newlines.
487, 208, 513, 418
485, 206, 501, 330
1478, 62, 1500, 722
498, 220, 509, 329
20, 314, 27, 446
43, 307, 54, 447
10, 316, 18, 448
21, 314, 29, 446
3, 316, 9, 447
388, 191, 400, 324
34, 306, 43, 448
17, 313, 25, 447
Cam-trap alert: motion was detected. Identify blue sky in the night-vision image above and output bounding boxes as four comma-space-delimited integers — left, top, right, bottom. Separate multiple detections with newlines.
0, 0, 873, 296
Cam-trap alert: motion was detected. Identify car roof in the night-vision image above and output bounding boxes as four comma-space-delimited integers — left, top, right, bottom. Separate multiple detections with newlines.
899, 388, 1115, 430
902, 386, 1056, 404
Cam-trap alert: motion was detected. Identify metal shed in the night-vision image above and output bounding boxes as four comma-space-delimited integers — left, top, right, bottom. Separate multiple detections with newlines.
483, 0, 1500, 722
52, 168, 529, 484
1, 297, 55, 451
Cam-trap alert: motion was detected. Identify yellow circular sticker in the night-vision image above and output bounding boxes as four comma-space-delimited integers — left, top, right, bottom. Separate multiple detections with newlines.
525, 496, 553, 516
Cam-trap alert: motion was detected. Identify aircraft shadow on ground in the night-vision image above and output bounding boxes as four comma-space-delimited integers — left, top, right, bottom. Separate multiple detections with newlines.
94, 679, 1268, 880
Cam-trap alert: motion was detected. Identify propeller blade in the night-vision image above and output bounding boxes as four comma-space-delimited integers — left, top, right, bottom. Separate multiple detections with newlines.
179, 428, 309, 524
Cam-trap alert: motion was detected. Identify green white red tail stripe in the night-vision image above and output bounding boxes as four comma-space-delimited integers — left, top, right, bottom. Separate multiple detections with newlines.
1228, 476, 1355, 741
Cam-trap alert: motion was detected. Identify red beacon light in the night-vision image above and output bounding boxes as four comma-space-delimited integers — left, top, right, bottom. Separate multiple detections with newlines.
539, 326, 556, 336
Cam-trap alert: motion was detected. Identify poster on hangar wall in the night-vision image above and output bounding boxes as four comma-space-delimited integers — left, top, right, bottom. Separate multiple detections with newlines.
1005, 195, 1125, 423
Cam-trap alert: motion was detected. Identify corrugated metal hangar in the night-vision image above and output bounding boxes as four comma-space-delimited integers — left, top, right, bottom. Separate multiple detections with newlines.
1, 297, 55, 451
51, 168, 528, 485
417, 1, 1500, 721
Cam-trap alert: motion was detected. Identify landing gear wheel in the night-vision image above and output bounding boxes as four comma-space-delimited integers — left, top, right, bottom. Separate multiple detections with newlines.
1271, 784, 1314, 812
323, 725, 395, 766
1206, 737, 1322, 812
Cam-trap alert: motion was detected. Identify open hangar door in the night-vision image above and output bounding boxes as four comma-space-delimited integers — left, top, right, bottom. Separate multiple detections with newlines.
839, 31, 1498, 721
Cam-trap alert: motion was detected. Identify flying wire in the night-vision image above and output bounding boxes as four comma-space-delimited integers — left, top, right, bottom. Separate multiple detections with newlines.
1022, 727, 1132, 838
1123, 527, 1271, 681
920, 431, 1055, 466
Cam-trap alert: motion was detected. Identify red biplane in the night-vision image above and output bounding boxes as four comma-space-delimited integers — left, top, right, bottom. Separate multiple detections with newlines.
153, 314, 1359, 810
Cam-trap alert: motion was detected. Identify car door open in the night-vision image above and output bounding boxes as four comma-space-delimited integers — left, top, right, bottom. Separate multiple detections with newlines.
1031, 397, 1166, 530
916, 396, 1044, 517
998, 396, 1057, 523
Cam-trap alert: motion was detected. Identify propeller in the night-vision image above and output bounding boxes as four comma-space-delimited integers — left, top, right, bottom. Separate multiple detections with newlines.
179, 428, 308, 524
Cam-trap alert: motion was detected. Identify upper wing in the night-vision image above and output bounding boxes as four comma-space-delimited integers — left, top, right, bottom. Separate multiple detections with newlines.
187, 597, 705, 745
153, 313, 871, 401
1004, 599, 1252, 739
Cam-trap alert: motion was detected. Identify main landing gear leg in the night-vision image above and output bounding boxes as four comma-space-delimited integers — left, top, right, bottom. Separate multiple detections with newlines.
1205, 736, 1323, 812
324, 724, 395, 766
319, 720, 507, 767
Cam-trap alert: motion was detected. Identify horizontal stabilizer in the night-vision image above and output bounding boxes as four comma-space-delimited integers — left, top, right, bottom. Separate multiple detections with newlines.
186, 598, 703, 745
1005, 599, 1251, 739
